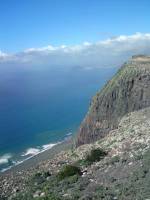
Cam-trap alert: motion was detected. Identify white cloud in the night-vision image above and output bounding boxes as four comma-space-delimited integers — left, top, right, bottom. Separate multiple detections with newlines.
1, 33, 150, 68
0, 51, 9, 59
24, 45, 56, 53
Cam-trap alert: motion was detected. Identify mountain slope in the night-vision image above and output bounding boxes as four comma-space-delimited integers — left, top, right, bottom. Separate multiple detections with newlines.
76, 55, 150, 146
2, 107, 150, 200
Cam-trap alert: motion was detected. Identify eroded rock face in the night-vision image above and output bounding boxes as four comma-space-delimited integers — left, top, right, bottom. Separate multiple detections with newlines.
76, 55, 150, 146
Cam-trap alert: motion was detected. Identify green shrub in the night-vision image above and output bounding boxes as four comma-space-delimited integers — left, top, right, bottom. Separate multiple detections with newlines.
12, 193, 62, 200
39, 194, 62, 200
32, 172, 45, 185
43, 171, 51, 178
85, 148, 107, 164
75, 159, 87, 167
67, 174, 79, 184
110, 155, 120, 164
58, 165, 81, 180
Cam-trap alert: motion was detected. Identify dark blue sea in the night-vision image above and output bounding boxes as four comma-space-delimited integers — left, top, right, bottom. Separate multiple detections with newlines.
0, 65, 117, 172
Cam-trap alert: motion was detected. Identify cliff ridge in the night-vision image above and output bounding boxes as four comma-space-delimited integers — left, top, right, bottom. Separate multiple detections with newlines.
76, 55, 150, 146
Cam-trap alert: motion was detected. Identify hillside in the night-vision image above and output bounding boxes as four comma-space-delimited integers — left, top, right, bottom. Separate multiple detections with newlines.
76, 55, 150, 146
1, 107, 150, 199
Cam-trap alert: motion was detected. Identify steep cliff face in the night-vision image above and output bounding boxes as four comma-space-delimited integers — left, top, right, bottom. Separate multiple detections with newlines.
76, 55, 150, 146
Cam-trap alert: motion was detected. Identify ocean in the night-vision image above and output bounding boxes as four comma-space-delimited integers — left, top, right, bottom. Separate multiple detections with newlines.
0, 65, 117, 172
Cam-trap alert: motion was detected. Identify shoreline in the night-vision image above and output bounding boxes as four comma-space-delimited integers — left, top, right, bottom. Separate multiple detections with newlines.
0, 142, 61, 173
0, 136, 74, 176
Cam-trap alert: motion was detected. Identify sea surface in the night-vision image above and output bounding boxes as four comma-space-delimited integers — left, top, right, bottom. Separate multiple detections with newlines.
0, 65, 117, 172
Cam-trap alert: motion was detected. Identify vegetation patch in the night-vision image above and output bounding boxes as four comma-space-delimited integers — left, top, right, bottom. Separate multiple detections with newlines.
31, 171, 51, 186
85, 148, 107, 165
57, 165, 81, 180
12, 192, 61, 200
110, 155, 120, 165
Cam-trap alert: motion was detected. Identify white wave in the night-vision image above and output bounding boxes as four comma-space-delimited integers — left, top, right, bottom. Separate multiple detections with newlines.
1, 166, 12, 172
22, 142, 59, 157
0, 142, 61, 173
0, 154, 12, 164
42, 143, 58, 150
22, 148, 41, 156
66, 132, 72, 136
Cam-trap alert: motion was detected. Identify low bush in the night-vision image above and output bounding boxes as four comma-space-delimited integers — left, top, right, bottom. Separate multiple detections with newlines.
57, 165, 81, 180
32, 172, 45, 185
110, 155, 120, 164
85, 148, 107, 164
43, 171, 51, 178
12, 193, 61, 200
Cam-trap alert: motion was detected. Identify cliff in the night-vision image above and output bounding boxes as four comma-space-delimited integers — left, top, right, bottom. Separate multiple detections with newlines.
76, 55, 150, 146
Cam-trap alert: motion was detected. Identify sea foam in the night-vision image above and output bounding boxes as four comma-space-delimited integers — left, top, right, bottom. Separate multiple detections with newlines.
0, 140, 64, 173
42, 143, 58, 150
22, 142, 59, 157
66, 132, 72, 136
0, 154, 12, 164
22, 148, 41, 156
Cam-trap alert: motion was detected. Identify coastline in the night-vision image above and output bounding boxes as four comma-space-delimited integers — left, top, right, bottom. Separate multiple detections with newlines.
0, 136, 74, 176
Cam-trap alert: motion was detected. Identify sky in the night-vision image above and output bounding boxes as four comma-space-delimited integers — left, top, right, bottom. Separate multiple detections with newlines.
0, 0, 150, 53
1, 0, 150, 69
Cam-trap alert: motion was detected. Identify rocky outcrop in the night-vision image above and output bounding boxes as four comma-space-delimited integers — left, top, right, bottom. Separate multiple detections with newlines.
76, 55, 150, 146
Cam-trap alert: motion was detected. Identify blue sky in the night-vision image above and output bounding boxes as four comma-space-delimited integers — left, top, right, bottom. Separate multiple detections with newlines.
0, 0, 150, 52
